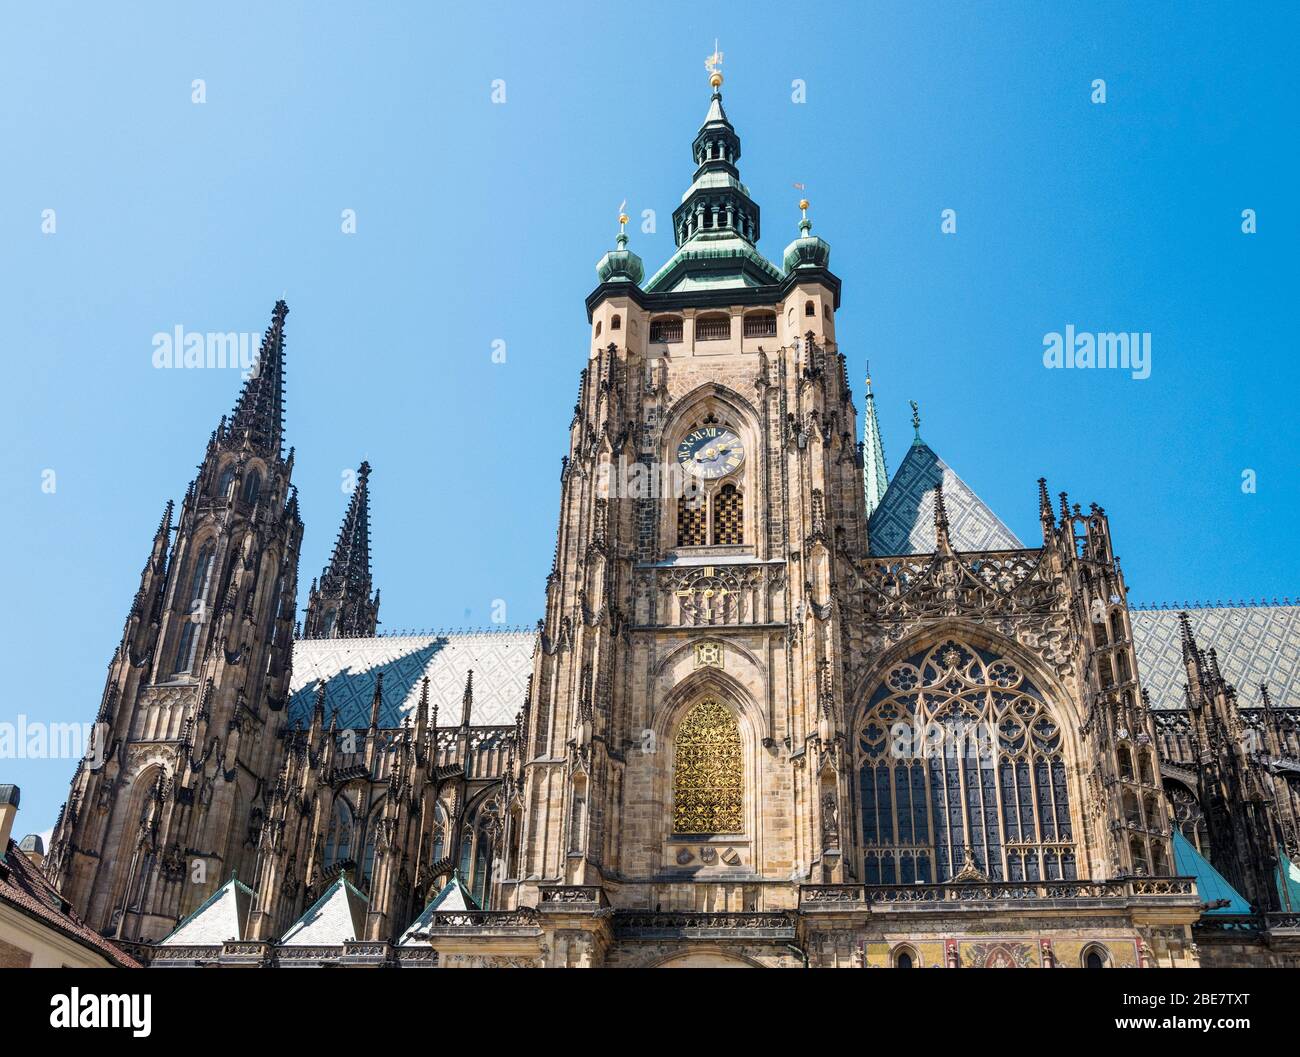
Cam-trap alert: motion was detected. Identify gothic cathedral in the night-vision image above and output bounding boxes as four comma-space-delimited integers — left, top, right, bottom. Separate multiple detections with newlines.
43, 69, 1300, 969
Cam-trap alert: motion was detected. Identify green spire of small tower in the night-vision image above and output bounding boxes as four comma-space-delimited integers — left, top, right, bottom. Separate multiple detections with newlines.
862, 365, 889, 518
783, 192, 832, 273
595, 204, 644, 286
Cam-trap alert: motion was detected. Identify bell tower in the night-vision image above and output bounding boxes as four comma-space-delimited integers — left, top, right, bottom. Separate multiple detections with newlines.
505, 59, 862, 924
45, 301, 304, 941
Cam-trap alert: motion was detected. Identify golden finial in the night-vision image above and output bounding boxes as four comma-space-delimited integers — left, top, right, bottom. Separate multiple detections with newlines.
793, 182, 809, 217
618, 199, 629, 232
705, 40, 724, 88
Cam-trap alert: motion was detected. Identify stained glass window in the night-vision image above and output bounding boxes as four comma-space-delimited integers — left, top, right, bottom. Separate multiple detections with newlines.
857, 639, 1077, 884
173, 541, 215, 673
672, 699, 743, 834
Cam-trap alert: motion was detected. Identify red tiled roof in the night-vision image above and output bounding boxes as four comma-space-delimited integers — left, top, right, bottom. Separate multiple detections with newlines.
0, 840, 140, 968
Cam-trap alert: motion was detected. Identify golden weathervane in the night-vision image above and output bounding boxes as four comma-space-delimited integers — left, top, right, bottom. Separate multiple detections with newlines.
705, 41, 724, 88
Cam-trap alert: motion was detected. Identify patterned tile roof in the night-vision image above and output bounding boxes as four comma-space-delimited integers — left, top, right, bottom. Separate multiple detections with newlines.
868, 441, 1022, 556
1131, 605, 1300, 710
288, 630, 535, 730
159, 876, 252, 946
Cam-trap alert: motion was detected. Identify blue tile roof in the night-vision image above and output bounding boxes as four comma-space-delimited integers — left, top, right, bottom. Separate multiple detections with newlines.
868, 441, 1021, 555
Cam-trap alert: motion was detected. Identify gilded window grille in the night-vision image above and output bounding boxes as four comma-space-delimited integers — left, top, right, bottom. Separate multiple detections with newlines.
712, 484, 743, 545
677, 495, 707, 546
672, 699, 744, 834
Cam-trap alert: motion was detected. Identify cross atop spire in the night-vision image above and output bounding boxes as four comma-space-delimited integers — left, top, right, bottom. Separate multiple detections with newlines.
228, 300, 289, 457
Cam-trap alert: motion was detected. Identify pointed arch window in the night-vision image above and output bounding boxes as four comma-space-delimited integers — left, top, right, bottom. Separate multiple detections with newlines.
473, 824, 492, 907
216, 465, 236, 498
431, 803, 447, 863
324, 798, 354, 869
1167, 782, 1207, 852
672, 699, 744, 834
712, 484, 743, 544
856, 640, 1076, 884
173, 541, 215, 673
242, 470, 262, 506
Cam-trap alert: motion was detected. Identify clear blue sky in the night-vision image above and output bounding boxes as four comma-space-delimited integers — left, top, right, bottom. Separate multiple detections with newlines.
1, 1, 1296, 833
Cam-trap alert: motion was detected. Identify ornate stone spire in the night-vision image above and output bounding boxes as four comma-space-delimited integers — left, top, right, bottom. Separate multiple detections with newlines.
303, 461, 381, 639
228, 300, 289, 457
460, 670, 475, 728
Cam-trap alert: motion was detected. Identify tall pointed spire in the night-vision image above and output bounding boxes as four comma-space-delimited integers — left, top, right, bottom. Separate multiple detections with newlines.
228, 300, 289, 457
862, 367, 889, 518
303, 461, 381, 639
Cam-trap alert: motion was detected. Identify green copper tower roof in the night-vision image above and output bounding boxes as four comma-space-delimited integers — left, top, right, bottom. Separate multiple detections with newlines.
644, 73, 785, 293
595, 209, 645, 286
782, 199, 832, 273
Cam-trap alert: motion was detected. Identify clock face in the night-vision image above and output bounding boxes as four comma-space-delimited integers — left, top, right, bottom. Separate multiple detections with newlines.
677, 426, 745, 479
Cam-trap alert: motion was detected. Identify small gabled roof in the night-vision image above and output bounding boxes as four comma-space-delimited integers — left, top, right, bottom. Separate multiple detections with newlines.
868, 439, 1021, 556
398, 873, 479, 946
280, 875, 369, 946
1172, 831, 1252, 916
160, 876, 254, 946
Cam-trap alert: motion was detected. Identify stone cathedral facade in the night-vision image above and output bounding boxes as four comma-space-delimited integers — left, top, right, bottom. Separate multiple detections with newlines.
43, 71, 1300, 969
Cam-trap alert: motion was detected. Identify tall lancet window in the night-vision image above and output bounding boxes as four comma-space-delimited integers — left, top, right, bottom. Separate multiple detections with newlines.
173, 540, 215, 674
857, 640, 1076, 885
360, 820, 378, 891
324, 799, 353, 869
672, 699, 743, 834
